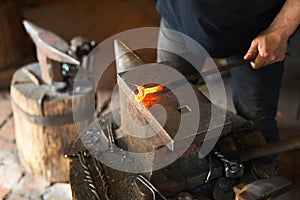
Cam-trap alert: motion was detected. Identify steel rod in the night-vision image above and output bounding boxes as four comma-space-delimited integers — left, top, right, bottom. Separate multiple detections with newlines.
166, 59, 249, 89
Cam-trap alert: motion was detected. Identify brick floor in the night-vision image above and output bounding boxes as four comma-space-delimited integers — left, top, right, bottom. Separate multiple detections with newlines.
0, 136, 17, 153
0, 91, 72, 200
0, 119, 15, 143
0, 96, 12, 127
11, 174, 50, 199
42, 184, 72, 200
0, 150, 25, 199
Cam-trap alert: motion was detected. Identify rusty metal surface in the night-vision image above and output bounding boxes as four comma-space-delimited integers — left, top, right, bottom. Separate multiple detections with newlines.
69, 112, 222, 199
234, 176, 292, 200
69, 108, 251, 199
69, 113, 155, 200
240, 136, 300, 162
114, 39, 144, 74
69, 40, 299, 200
23, 20, 80, 84
218, 128, 276, 179
69, 109, 298, 200
117, 67, 232, 155
114, 39, 232, 155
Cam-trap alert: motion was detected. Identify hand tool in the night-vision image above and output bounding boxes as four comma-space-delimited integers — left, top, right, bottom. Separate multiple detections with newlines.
165, 59, 250, 90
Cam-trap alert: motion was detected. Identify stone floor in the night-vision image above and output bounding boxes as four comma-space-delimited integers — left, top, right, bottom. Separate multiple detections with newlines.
1, 0, 300, 199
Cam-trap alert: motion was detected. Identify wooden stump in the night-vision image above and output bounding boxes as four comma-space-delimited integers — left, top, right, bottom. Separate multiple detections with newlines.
0, 0, 34, 89
10, 62, 95, 182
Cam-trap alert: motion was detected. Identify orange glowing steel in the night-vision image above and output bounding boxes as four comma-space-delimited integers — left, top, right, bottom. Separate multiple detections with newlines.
135, 85, 164, 102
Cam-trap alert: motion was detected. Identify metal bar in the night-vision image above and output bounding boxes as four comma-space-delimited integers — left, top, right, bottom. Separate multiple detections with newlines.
136, 176, 156, 200
137, 175, 168, 200
11, 100, 94, 126
201, 59, 249, 77
78, 152, 101, 200
166, 59, 249, 89
240, 136, 300, 162
92, 157, 110, 200
235, 176, 292, 200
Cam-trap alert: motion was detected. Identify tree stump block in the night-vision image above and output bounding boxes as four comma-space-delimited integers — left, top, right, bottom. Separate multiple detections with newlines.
10, 62, 95, 182
0, 0, 34, 89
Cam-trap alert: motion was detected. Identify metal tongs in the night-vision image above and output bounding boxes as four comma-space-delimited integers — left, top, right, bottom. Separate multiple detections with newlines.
167, 59, 249, 89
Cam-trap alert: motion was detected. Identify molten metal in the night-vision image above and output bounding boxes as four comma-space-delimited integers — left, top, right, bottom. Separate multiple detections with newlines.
135, 85, 164, 102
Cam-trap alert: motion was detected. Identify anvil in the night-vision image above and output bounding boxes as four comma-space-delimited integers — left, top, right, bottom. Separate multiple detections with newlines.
23, 20, 80, 85
114, 39, 232, 155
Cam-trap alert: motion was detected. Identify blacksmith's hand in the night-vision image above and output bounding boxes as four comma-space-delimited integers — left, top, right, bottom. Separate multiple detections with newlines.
243, 28, 288, 69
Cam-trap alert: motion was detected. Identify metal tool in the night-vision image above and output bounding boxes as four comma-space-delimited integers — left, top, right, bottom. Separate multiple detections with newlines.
214, 151, 244, 179
78, 151, 101, 200
92, 157, 110, 200
135, 175, 168, 200
201, 59, 249, 77
224, 162, 244, 179
106, 123, 115, 150
166, 59, 249, 89
234, 176, 292, 200
205, 154, 214, 183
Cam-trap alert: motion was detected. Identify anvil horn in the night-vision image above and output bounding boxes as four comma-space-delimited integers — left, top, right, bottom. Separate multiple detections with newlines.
23, 20, 80, 84
114, 40, 144, 74
23, 20, 80, 65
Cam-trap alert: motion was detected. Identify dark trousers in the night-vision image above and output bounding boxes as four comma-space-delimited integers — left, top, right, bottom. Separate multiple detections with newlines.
229, 56, 283, 142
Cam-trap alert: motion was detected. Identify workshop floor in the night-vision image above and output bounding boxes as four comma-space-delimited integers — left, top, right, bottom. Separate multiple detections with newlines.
0, 0, 299, 199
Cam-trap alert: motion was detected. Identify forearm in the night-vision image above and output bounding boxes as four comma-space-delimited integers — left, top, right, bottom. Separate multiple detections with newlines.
244, 0, 300, 68
268, 0, 300, 38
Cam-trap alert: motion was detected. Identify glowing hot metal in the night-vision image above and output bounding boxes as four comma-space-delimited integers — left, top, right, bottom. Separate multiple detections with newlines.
134, 85, 164, 102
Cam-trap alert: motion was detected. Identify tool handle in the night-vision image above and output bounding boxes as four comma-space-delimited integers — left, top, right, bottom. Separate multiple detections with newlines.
202, 59, 249, 77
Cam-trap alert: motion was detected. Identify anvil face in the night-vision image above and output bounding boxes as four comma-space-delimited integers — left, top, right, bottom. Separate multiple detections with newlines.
117, 65, 232, 155
114, 39, 231, 158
